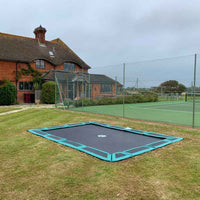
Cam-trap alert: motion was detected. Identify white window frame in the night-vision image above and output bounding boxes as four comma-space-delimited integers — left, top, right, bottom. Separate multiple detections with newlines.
36, 60, 45, 69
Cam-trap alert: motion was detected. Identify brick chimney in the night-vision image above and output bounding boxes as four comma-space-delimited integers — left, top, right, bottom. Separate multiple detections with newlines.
34, 25, 46, 44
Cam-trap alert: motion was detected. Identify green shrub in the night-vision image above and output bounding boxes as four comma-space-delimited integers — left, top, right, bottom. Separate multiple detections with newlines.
63, 98, 73, 108
144, 91, 158, 102
73, 92, 158, 107
125, 95, 135, 103
73, 98, 96, 107
83, 98, 96, 106
113, 97, 123, 104
0, 80, 16, 105
42, 81, 55, 104
97, 97, 113, 105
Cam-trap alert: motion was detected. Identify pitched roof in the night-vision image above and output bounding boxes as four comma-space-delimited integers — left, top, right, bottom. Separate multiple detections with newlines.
0, 32, 90, 69
89, 74, 119, 84
42, 70, 122, 86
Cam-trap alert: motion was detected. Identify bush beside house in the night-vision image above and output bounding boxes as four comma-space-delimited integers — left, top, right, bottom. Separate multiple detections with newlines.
42, 81, 55, 104
0, 80, 16, 105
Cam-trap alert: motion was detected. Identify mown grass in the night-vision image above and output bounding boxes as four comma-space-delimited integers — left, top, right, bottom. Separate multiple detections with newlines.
0, 106, 21, 114
0, 108, 200, 200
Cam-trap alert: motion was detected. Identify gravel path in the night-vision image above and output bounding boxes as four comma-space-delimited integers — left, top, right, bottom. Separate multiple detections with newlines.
0, 104, 54, 116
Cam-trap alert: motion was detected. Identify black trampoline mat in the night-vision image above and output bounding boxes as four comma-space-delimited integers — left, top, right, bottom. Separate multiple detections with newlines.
45, 124, 162, 153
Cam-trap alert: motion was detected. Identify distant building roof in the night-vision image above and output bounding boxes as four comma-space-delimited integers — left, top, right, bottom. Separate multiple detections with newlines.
0, 32, 90, 69
89, 74, 119, 84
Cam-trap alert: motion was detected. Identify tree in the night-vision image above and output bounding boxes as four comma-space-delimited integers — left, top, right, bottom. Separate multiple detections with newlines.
157, 80, 186, 93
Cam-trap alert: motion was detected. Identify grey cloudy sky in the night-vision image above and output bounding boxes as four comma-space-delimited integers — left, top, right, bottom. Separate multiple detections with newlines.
1, 0, 200, 86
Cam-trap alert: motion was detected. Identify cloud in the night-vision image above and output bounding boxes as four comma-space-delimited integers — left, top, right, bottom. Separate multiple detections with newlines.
0, 0, 200, 86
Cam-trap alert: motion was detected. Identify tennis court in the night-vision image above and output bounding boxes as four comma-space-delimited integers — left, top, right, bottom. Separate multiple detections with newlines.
72, 101, 200, 127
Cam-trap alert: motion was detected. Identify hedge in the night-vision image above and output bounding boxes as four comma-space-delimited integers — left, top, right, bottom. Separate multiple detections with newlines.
73, 92, 158, 107
42, 81, 55, 104
0, 80, 16, 105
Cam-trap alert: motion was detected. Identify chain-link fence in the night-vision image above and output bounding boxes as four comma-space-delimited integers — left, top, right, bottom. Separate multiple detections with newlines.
55, 54, 200, 128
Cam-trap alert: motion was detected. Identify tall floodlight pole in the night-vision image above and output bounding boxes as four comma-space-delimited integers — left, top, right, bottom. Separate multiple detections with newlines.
136, 77, 139, 91
192, 54, 197, 128
123, 63, 125, 118
82, 68, 84, 111
88, 74, 91, 98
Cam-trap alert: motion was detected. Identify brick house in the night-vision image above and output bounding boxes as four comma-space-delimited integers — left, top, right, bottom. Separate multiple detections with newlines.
0, 26, 121, 103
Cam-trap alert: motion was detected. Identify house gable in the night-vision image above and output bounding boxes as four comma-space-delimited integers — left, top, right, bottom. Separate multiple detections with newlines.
0, 26, 90, 69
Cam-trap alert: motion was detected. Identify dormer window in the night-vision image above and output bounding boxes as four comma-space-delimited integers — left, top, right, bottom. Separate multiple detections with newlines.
36, 60, 45, 69
49, 51, 54, 57
39, 43, 46, 47
64, 63, 75, 72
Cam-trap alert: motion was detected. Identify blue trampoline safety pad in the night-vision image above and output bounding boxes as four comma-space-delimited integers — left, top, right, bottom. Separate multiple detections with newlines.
28, 121, 183, 162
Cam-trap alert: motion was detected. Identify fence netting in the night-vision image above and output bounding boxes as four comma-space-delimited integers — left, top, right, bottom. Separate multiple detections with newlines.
55, 54, 200, 128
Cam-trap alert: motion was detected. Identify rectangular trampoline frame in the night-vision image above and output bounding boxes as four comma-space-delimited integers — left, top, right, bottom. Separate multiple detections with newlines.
28, 121, 183, 162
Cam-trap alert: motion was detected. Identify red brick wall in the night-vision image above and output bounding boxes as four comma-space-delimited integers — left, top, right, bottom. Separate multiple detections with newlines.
0, 60, 56, 81
91, 84, 116, 99
0, 60, 16, 81
56, 63, 88, 73
0, 60, 87, 81
35, 32, 45, 44
17, 91, 34, 103
0, 60, 88, 103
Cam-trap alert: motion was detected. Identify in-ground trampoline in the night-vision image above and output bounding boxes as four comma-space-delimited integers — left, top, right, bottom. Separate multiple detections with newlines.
28, 121, 183, 162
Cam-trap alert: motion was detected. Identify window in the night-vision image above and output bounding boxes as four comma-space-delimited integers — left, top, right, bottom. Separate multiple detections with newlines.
100, 84, 113, 93
19, 82, 33, 91
72, 64, 75, 71
64, 63, 75, 72
39, 44, 46, 47
36, 60, 45, 69
49, 51, 54, 57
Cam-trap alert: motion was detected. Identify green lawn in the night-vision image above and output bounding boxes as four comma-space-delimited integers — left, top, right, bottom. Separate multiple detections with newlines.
0, 108, 200, 199
0, 107, 21, 114
72, 101, 200, 127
